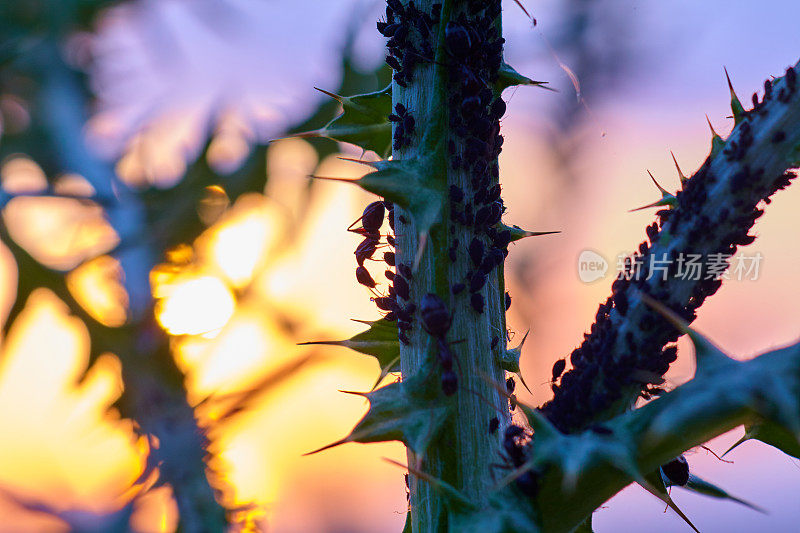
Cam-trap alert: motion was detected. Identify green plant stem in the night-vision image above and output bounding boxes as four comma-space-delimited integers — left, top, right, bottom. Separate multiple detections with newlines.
393, 1, 511, 530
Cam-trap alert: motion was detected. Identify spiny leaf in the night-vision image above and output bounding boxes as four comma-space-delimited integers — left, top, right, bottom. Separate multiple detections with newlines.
749, 370, 800, 439
502, 224, 561, 243
723, 419, 800, 459
724, 67, 746, 125
495, 62, 552, 94
295, 85, 392, 157
629, 170, 677, 212
306, 367, 450, 456
299, 318, 399, 389
525, 409, 642, 492
706, 115, 726, 158
683, 474, 766, 513
312, 158, 444, 246
640, 293, 736, 377
498, 329, 532, 393
671, 151, 688, 184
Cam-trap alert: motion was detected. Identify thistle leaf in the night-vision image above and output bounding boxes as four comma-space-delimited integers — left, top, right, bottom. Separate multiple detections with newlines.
723, 419, 800, 459
683, 474, 766, 513
639, 471, 700, 533
313, 159, 444, 244
724, 67, 746, 125
306, 368, 450, 456
495, 62, 552, 94
299, 318, 399, 389
296, 85, 392, 157
502, 224, 561, 243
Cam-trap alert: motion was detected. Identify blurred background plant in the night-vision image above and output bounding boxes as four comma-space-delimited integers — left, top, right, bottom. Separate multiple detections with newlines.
0, 1, 798, 531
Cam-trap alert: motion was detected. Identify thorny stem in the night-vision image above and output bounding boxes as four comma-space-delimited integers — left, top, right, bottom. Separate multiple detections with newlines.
542, 60, 800, 434
388, 0, 512, 530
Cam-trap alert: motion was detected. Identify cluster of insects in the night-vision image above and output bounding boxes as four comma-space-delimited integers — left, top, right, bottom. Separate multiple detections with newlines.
541, 65, 799, 434
378, 0, 441, 92
495, 424, 539, 497
350, 200, 416, 344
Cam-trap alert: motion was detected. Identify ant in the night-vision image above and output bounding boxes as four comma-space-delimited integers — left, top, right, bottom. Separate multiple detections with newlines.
420, 293, 459, 396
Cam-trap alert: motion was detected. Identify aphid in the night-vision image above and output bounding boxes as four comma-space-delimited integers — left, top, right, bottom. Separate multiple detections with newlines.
451, 282, 465, 295
660, 455, 690, 486
355, 235, 379, 266
385, 269, 395, 281
552, 359, 566, 382
509, 395, 517, 411
372, 296, 396, 311
420, 293, 452, 337
393, 274, 410, 300
489, 417, 499, 434
399, 331, 410, 344
504, 291, 511, 310
387, 234, 396, 247
491, 336, 499, 349
445, 21, 472, 58
469, 237, 484, 265
470, 293, 484, 313
386, 55, 402, 71
490, 98, 507, 118
398, 264, 413, 279
356, 265, 376, 288
384, 251, 396, 266
506, 376, 516, 394
469, 271, 487, 292
474, 205, 490, 227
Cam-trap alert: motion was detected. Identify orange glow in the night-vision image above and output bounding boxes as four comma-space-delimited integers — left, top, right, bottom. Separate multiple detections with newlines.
154, 274, 236, 336
66, 255, 128, 327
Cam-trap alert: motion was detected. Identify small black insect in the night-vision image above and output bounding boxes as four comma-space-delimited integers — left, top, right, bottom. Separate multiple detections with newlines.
491, 336, 499, 349
504, 291, 511, 311
444, 21, 472, 58
451, 282, 465, 295
385, 269, 395, 281
398, 264, 413, 279
660, 455, 690, 486
490, 98, 507, 119
383, 251, 396, 266
372, 296, 396, 312
385, 55, 402, 71
420, 293, 452, 337
469, 271, 487, 292
506, 376, 516, 394
356, 265, 376, 288
393, 274, 410, 300
355, 235, 379, 266
552, 359, 566, 382
470, 293, 484, 313
469, 237, 484, 265
489, 417, 499, 434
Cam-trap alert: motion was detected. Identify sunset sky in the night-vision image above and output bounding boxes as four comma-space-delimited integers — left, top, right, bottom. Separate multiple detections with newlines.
1, 1, 799, 531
